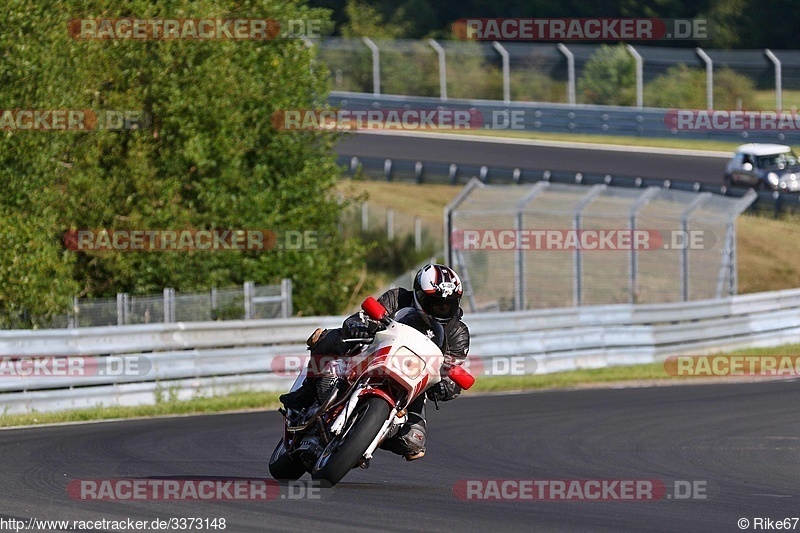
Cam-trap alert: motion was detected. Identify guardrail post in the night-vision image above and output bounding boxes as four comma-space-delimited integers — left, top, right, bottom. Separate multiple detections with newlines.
281, 278, 293, 318
384, 158, 393, 181
163, 288, 175, 323
557, 43, 576, 105
492, 41, 511, 104
696, 48, 713, 109
244, 281, 254, 320
428, 39, 447, 101
765, 49, 782, 110
414, 161, 424, 183
362, 37, 380, 96
626, 44, 643, 109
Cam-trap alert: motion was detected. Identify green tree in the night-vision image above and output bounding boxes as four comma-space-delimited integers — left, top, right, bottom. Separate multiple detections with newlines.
0, 0, 367, 322
644, 64, 755, 109
578, 44, 636, 106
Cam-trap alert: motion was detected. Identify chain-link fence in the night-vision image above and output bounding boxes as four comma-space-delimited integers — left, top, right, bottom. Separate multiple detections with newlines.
317, 38, 800, 110
339, 199, 443, 253
54, 280, 293, 329
446, 179, 757, 312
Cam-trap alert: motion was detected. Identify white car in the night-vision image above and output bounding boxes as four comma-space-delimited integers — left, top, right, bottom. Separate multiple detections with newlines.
724, 143, 800, 192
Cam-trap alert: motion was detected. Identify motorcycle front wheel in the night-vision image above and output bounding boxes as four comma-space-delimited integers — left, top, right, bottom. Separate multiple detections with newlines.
268, 438, 307, 480
311, 396, 391, 487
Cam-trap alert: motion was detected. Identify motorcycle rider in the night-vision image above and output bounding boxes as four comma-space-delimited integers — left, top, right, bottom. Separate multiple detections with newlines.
279, 263, 470, 461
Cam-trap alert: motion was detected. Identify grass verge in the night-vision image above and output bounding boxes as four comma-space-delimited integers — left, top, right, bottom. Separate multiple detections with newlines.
3, 344, 798, 429
429, 129, 745, 152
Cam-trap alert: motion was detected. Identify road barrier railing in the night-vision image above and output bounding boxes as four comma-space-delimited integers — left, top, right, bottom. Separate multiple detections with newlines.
2, 288, 800, 414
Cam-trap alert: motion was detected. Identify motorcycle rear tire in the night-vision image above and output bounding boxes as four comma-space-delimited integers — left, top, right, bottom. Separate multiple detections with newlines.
311, 396, 391, 487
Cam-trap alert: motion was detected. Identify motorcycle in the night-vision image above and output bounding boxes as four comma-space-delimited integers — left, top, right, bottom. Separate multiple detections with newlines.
269, 296, 475, 487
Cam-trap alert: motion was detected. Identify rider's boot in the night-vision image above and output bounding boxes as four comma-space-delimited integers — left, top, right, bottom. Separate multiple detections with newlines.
279, 378, 316, 411
279, 328, 327, 412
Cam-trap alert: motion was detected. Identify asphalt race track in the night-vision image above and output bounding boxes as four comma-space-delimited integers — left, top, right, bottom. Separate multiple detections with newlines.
2, 381, 799, 532
336, 132, 728, 184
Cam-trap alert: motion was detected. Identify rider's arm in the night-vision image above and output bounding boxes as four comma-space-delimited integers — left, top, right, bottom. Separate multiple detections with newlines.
341, 288, 404, 335
432, 320, 470, 402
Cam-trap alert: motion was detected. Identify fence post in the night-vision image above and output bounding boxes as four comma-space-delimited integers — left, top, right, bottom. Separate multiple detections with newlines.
362, 37, 381, 96
414, 216, 422, 252
244, 281, 254, 320
428, 38, 447, 101
696, 48, 713, 109
679, 193, 711, 301
69, 297, 79, 328
281, 278, 293, 318
573, 185, 605, 306
556, 43, 576, 105
765, 49, 782, 110
361, 201, 369, 232
626, 44, 643, 108
163, 288, 175, 323
116, 293, 130, 326
211, 287, 217, 319
628, 187, 660, 304
387, 209, 394, 240
492, 41, 511, 104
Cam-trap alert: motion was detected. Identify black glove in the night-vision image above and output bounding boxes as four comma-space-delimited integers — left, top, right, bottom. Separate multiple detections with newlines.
426, 378, 461, 402
346, 321, 371, 339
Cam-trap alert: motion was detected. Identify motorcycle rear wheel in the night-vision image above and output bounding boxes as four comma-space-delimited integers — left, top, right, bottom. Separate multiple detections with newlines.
311, 396, 391, 487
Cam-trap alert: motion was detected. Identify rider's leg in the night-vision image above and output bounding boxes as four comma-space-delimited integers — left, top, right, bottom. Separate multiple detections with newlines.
279, 328, 346, 411
379, 395, 427, 460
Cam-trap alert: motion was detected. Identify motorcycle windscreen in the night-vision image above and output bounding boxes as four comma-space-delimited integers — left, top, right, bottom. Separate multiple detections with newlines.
392, 307, 445, 350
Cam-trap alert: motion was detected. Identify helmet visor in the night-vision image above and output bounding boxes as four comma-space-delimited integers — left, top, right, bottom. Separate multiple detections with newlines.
416, 290, 459, 321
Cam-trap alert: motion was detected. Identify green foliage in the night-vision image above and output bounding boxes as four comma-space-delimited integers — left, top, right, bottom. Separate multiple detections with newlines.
578, 44, 636, 106
360, 227, 439, 277
341, 0, 409, 38
644, 64, 756, 109
0, 0, 367, 320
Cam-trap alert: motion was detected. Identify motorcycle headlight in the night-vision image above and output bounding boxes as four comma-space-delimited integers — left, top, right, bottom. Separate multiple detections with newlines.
768, 172, 780, 186
391, 347, 426, 379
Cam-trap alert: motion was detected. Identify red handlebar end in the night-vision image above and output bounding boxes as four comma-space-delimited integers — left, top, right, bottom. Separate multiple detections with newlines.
362, 296, 388, 322
448, 365, 475, 390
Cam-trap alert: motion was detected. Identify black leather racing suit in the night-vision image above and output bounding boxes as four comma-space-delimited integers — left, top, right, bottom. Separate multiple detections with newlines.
311, 287, 470, 457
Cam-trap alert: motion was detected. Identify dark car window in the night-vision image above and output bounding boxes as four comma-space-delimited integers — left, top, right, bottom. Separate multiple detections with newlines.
754, 152, 798, 169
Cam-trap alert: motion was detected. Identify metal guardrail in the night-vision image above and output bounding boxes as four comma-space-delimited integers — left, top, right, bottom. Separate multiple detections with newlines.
328, 92, 800, 144
2, 288, 800, 414
339, 154, 800, 215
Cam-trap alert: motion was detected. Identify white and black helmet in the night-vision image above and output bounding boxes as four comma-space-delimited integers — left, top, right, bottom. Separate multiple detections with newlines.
412, 264, 463, 324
